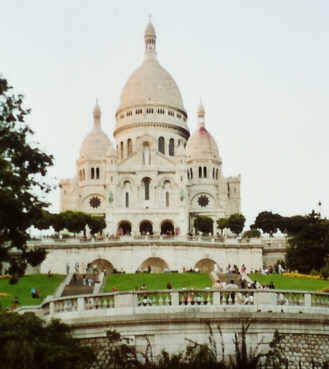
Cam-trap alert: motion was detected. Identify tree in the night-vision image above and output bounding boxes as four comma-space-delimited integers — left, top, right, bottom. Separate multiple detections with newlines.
285, 211, 329, 273
252, 211, 282, 236
217, 217, 229, 235
0, 311, 95, 369
194, 216, 213, 234
0, 78, 53, 276
227, 213, 246, 236
88, 215, 106, 236
242, 229, 261, 239
61, 211, 89, 235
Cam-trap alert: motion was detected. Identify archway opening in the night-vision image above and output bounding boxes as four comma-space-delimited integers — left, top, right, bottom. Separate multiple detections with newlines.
118, 221, 131, 236
90, 258, 114, 274
139, 257, 168, 273
194, 258, 217, 273
161, 220, 174, 235
139, 220, 153, 235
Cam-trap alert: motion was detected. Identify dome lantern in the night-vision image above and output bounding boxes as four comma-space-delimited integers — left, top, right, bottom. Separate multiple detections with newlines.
144, 15, 157, 57
93, 100, 101, 129
197, 101, 205, 129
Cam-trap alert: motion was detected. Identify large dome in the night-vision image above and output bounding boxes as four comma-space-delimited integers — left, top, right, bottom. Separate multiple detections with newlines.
116, 20, 186, 115
80, 103, 113, 159
118, 57, 185, 112
186, 104, 221, 162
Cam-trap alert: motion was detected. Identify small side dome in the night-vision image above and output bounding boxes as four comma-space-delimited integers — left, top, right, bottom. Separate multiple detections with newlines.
186, 103, 221, 162
80, 103, 113, 159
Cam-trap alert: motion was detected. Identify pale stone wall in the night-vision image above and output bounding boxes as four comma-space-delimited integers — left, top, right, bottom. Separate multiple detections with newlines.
39, 242, 263, 275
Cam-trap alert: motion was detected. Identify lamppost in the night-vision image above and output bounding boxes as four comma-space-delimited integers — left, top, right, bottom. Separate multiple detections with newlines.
318, 201, 322, 217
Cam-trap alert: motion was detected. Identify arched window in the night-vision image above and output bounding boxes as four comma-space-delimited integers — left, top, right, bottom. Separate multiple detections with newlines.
120, 142, 124, 160
96, 167, 100, 179
158, 137, 165, 154
127, 139, 132, 155
143, 177, 151, 200
165, 192, 169, 208
203, 167, 207, 178
125, 192, 129, 208
213, 168, 215, 179
187, 169, 190, 180
190, 168, 193, 179
216, 168, 219, 180
199, 166, 202, 178
169, 138, 174, 156
91, 167, 95, 179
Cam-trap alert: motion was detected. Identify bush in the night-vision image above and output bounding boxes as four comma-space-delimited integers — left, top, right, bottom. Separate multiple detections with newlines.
320, 264, 329, 279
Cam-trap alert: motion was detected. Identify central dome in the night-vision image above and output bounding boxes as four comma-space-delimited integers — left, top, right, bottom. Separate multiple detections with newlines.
118, 57, 185, 112
116, 20, 186, 114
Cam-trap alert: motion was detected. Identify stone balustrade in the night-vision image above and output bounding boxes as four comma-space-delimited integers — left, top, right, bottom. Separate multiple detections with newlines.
41, 289, 329, 319
27, 234, 264, 247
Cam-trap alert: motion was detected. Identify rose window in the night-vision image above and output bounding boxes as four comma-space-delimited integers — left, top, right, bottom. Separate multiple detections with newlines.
198, 195, 209, 208
89, 196, 101, 208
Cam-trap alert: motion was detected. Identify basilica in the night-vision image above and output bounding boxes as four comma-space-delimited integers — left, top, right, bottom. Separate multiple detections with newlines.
59, 20, 241, 237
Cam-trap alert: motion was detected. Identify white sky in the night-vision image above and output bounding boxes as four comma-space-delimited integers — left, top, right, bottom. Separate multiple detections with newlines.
1, 0, 328, 227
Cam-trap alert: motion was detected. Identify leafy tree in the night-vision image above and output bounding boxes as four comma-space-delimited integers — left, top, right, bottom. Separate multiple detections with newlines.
0, 77, 53, 275
61, 211, 89, 235
33, 209, 53, 231
252, 211, 282, 236
242, 229, 261, 239
227, 213, 246, 236
194, 216, 213, 234
88, 215, 106, 236
0, 311, 95, 369
50, 212, 67, 235
217, 217, 229, 235
285, 211, 329, 273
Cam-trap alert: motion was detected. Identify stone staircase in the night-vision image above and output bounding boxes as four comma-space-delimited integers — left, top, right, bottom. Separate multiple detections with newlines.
61, 274, 100, 297
214, 272, 244, 287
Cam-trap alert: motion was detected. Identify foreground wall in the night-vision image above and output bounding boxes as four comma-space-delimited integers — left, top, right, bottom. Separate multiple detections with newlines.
74, 311, 329, 369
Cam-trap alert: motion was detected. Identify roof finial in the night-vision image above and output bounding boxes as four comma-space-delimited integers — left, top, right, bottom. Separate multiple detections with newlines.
93, 99, 101, 128
144, 16, 157, 57
197, 100, 205, 128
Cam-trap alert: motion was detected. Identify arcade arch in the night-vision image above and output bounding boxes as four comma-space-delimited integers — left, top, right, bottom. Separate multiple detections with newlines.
139, 257, 168, 273
194, 258, 218, 273
161, 220, 174, 235
118, 221, 132, 235
90, 258, 114, 274
139, 220, 153, 235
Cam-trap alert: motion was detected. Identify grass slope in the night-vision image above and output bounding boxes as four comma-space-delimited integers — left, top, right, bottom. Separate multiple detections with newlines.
0, 274, 65, 310
250, 273, 329, 291
104, 272, 212, 292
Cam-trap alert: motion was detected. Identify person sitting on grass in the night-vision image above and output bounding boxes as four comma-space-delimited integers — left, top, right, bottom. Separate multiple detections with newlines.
31, 287, 36, 298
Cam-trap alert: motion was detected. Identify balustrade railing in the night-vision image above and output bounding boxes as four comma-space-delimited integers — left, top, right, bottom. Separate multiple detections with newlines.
41, 289, 329, 318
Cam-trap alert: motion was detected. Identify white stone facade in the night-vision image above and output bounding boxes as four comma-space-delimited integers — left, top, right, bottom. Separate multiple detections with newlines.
59, 20, 241, 238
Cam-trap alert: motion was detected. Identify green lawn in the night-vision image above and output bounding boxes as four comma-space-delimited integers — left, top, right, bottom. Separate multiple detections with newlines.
0, 274, 65, 310
250, 273, 329, 291
103, 272, 212, 292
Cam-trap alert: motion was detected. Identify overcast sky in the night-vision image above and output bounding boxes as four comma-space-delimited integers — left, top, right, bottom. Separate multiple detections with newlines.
1, 0, 328, 227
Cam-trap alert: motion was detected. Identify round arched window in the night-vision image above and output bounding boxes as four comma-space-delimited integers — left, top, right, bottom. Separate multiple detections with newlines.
198, 195, 209, 208
89, 196, 101, 208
